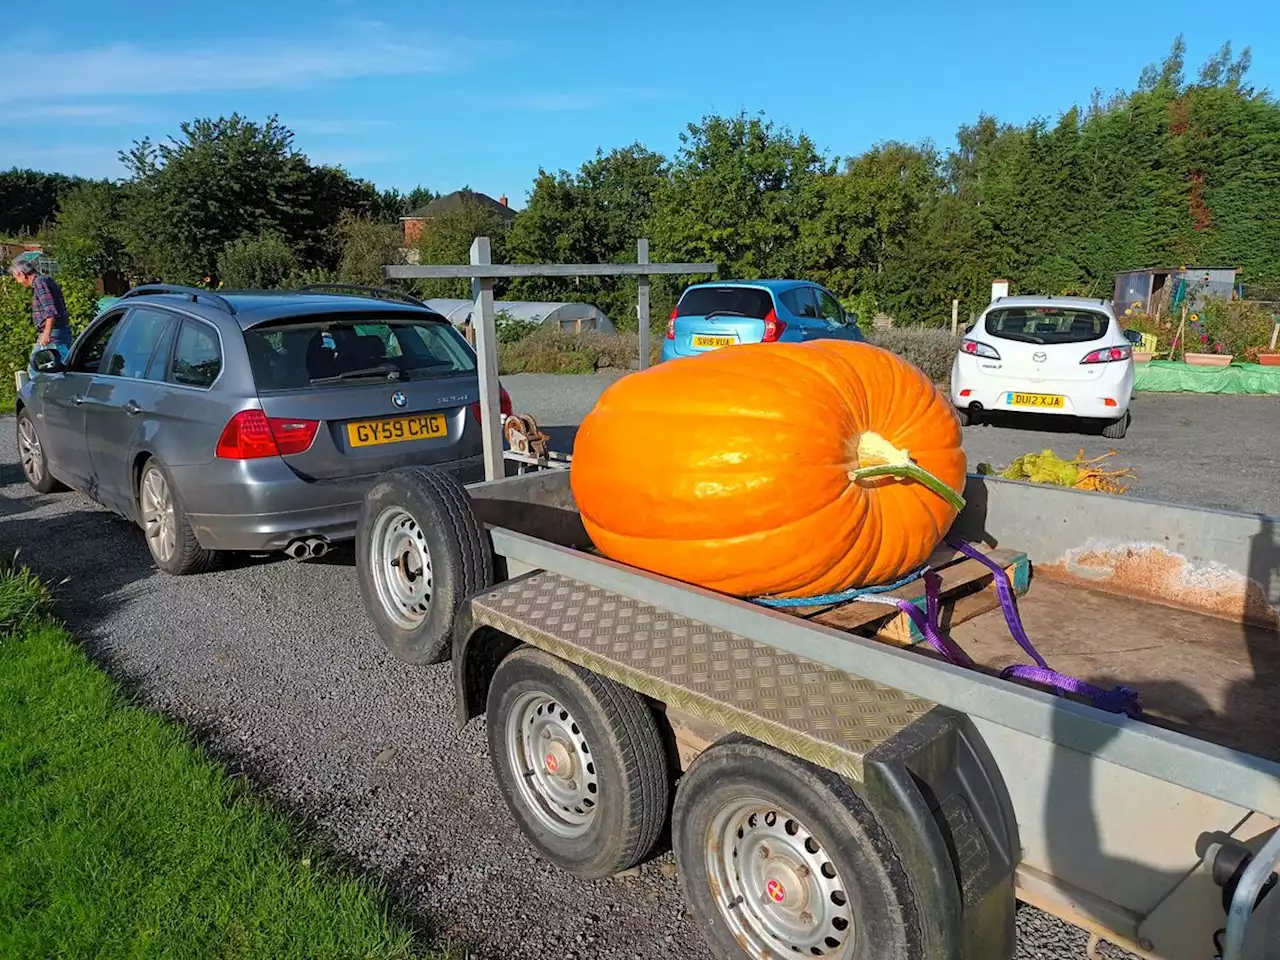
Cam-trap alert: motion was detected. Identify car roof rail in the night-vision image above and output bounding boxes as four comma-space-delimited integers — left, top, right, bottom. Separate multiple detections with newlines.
120, 284, 238, 315
297, 283, 428, 308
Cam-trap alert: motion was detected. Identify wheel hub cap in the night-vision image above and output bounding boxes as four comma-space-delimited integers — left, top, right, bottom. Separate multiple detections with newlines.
370, 508, 433, 629
707, 800, 855, 956
505, 692, 598, 838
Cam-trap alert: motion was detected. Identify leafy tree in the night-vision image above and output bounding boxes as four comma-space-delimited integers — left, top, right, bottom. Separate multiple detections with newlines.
0, 169, 84, 237
651, 112, 830, 281
506, 144, 666, 328
116, 114, 375, 283
412, 201, 511, 300
335, 212, 406, 286
216, 233, 297, 289
47, 180, 132, 279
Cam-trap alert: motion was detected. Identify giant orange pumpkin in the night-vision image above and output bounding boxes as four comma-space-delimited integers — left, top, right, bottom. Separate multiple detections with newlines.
569, 339, 966, 599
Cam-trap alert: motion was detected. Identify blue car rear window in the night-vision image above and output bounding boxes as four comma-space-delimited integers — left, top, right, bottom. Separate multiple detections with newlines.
244, 316, 476, 391
676, 287, 773, 319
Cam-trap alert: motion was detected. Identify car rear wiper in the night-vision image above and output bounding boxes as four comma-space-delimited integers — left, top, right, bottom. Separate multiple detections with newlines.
703, 310, 750, 320
310, 364, 402, 384
997, 332, 1046, 345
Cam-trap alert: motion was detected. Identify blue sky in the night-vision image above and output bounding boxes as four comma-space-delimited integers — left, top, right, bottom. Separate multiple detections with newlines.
4, 0, 1277, 206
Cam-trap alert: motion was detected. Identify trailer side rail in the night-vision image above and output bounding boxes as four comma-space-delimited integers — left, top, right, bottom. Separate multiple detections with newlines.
487, 526, 1280, 818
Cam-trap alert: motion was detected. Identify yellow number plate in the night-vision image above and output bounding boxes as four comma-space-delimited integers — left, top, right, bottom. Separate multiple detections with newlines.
691, 334, 737, 349
1007, 392, 1065, 408
347, 413, 447, 448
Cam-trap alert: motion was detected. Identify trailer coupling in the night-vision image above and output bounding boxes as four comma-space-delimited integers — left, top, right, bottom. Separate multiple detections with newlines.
1204, 831, 1280, 960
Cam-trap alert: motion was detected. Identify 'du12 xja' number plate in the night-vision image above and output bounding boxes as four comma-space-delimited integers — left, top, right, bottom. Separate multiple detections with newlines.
347, 413, 447, 448
1006, 392, 1065, 408
691, 334, 737, 349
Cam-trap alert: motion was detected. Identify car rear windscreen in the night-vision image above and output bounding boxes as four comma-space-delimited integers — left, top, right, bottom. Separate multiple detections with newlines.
244, 316, 476, 391
984, 306, 1109, 345
675, 286, 774, 319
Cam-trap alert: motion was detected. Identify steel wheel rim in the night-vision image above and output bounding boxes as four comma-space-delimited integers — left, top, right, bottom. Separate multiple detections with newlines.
17, 418, 43, 485
140, 467, 177, 564
706, 797, 855, 957
369, 507, 433, 630
505, 691, 598, 838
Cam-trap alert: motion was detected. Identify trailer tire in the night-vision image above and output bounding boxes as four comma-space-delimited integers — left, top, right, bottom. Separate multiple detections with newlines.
674, 736, 921, 960
356, 465, 492, 665
487, 647, 670, 880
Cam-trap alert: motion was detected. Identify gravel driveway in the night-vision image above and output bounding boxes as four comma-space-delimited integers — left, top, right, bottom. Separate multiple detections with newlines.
11, 374, 1266, 959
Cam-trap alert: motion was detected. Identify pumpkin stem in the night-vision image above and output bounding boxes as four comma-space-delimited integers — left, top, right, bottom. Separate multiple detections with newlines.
849, 432, 966, 514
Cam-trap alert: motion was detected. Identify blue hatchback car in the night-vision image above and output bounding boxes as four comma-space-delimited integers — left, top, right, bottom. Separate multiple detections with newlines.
660, 280, 865, 362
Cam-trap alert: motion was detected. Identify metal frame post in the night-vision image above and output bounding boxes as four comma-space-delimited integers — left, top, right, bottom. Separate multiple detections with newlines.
470, 237, 504, 481
384, 245, 715, 472
637, 239, 650, 370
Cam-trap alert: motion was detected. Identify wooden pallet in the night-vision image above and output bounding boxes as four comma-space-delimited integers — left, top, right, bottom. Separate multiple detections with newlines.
802, 542, 1031, 648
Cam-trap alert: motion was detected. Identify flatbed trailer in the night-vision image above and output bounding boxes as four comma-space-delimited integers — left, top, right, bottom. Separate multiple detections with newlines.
353, 451, 1280, 960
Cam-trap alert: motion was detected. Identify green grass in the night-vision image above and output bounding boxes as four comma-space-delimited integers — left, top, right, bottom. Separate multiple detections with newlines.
0, 555, 450, 960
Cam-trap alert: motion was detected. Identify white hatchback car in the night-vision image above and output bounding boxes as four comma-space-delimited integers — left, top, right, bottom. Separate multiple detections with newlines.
950, 295, 1136, 438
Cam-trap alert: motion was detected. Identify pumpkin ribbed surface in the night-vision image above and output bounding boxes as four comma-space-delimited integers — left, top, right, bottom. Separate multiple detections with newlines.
569, 340, 966, 598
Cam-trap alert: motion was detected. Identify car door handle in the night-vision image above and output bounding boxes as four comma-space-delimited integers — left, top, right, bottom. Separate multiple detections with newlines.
123, 400, 143, 416
72, 395, 85, 406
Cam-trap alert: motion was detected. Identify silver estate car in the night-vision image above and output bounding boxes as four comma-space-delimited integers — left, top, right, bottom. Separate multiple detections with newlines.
15, 284, 507, 575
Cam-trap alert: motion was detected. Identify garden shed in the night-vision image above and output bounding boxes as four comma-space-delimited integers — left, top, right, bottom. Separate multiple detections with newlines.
424, 299, 618, 335
1113, 265, 1240, 317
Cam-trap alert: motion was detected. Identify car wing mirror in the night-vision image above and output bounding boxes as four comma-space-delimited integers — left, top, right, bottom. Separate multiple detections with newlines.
32, 348, 66, 374
1123, 329, 1143, 344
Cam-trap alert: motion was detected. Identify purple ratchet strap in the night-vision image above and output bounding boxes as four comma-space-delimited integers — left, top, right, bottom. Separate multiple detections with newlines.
943, 537, 1142, 718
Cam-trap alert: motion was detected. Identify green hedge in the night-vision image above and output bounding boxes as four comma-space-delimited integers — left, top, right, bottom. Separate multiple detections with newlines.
1, 275, 99, 412
865, 328, 961, 385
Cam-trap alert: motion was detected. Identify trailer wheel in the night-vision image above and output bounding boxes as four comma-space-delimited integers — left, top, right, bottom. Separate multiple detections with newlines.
673, 736, 919, 960
356, 466, 492, 665
487, 647, 670, 879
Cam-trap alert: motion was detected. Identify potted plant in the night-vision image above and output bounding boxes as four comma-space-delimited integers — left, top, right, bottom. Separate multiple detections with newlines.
1181, 314, 1232, 365
1257, 317, 1280, 366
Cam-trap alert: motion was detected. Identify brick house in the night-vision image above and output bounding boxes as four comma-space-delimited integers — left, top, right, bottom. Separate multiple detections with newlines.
400, 189, 516, 247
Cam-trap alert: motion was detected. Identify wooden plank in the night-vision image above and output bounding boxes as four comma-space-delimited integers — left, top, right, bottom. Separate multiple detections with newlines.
874, 556, 1026, 646
811, 547, 1026, 639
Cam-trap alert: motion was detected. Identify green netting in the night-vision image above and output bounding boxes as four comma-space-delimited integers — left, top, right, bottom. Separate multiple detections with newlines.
1134, 359, 1280, 395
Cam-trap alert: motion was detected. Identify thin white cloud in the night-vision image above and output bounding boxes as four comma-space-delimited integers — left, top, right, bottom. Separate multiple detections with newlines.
292, 118, 394, 136
0, 103, 164, 126
504, 87, 666, 112
0, 24, 510, 102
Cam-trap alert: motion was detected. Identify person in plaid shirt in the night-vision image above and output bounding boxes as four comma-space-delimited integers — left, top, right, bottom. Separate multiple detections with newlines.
9, 254, 73, 370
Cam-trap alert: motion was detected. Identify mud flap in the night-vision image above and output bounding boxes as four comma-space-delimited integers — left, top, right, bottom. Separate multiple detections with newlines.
863, 707, 1020, 960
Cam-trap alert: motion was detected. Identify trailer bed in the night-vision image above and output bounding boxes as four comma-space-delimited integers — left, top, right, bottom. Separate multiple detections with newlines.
951, 578, 1280, 764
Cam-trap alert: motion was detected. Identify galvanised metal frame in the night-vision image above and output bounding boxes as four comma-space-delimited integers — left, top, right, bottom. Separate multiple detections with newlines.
386, 238, 716, 482
487, 526, 1280, 819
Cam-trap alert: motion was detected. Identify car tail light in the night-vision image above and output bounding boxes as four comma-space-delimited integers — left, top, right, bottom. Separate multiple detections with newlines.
761, 308, 787, 343
1081, 345, 1132, 364
960, 338, 1001, 360
216, 410, 319, 459
666, 308, 677, 340
469, 383, 514, 424
959, 388, 972, 398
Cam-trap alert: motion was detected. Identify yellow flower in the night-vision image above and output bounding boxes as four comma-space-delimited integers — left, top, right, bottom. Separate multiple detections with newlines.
1124, 308, 1132, 315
